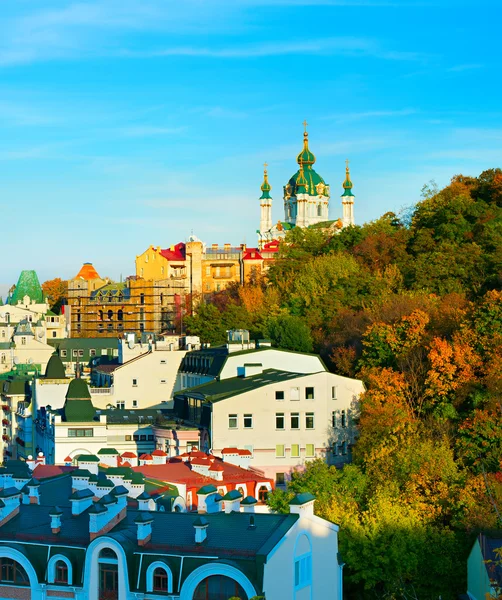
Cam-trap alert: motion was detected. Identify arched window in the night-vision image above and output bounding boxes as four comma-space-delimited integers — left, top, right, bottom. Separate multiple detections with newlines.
55, 560, 68, 584
98, 310, 104, 322
146, 561, 173, 593
294, 533, 312, 591
0, 558, 29, 586
107, 310, 113, 321
98, 548, 118, 599
117, 310, 123, 322
258, 485, 268, 502
317, 204, 322, 217
193, 575, 248, 600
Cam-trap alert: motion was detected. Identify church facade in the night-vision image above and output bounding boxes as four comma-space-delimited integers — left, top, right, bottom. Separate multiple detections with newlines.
258, 124, 356, 246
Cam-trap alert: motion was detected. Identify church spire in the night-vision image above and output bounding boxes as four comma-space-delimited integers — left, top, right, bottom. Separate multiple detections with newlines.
296, 120, 316, 167
260, 162, 272, 199
341, 159, 354, 197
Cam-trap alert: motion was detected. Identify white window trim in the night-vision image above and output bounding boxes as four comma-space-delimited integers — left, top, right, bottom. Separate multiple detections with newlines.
48, 554, 73, 585
146, 560, 173, 593
294, 551, 312, 590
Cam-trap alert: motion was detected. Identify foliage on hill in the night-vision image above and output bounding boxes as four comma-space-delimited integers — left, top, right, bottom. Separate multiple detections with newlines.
186, 169, 502, 599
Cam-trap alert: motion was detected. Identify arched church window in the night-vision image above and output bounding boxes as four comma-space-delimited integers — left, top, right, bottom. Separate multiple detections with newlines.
193, 575, 248, 600
0, 558, 29, 586
317, 204, 322, 217
117, 310, 123, 322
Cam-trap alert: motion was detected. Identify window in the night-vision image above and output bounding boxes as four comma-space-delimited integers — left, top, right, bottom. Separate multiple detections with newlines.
332, 411, 336, 428
276, 444, 285, 458
275, 413, 284, 429
215, 267, 221, 277
60, 349, 67, 357
132, 400, 138, 408
305, 412, 315, 429
228, 414, 238, 429
258, 485, 269, 502
55, 560, 68, 584
153, 567, 168, 592
52, 331, 57, 337
306, 444, 315, 457
0, 558, 29, 586
243, 414, 253, 428
290, 387, 300, 401
116, 402, 125, 410
160, 379, 167, 384
205, 266, 210, 276
290, 413, 299, 429
21, 337, 26, 345
193, 575, 247, 600
275, 390, 284, 401
276, 472, 285, 485
331, 385, 337, 400
72, 349, 78, 357
341, 441, 347, 455
291, 444, 300, 458
68, 428, 93, 437
140, 435, 146, 441
148, 435, 154, 441
341, 410, 347, 428
78, 349, 84, 357
90, 349, 96, 357
132, 379, 138, 387
125, 435, 132, 441
133, 434, 139, 441
98, 548, 118, 599
295, 553, 312, 589
160, 359, 167, 365
305, 387, 315, 400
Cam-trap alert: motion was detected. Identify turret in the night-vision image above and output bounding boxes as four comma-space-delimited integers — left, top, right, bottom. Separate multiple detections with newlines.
341, 159, 355, 227
259, 162, 273, 234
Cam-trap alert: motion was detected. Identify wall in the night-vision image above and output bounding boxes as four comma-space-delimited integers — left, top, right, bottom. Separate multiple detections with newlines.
467, 539, 493, 600
212, 371, 364, 481
264, 514, 341, 600
219, 349, 326, 380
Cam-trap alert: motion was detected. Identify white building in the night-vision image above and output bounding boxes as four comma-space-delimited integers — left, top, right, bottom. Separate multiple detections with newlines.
174, 364, 364, 485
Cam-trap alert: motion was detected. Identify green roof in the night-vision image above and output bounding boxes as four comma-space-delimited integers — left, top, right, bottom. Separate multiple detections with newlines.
222, 489, 243, 501
77, 455, 100, 462
242, 496, 258, 505
88, 503, 107, 514
176, 369, 312, 404
69, 488, 94, 500
285, 166, 328, 198
197, 485, 218, 495
289, 492, 316, 505
135, 512, 154, 524
97, 448, 119, 455
49, 506, 63, 516
2, 377, 31, 397
9, 270, 44, 306
193, 516, 209, 527
44, 354, 66, 379
63, 378, 96, 422
72, 469, 91, 478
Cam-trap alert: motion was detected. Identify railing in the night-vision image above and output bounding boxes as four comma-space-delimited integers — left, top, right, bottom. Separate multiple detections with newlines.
90, 388, 112, 395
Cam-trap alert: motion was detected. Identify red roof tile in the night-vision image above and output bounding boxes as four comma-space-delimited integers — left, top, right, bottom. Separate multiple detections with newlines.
121, 452, 137, 458
122, 461, 132, 467
33, 465, 76, 479
151, 449, 167, 456
160, 242, 186, 262
74, 262, 101, 280
242, 248, 263, 261
140, 454, 153, 460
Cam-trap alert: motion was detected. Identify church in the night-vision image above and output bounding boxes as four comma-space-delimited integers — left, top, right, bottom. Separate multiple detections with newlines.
257, 122, 356, 247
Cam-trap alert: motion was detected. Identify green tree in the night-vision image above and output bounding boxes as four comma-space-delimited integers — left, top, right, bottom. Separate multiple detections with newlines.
184, 303, 227, 345
266, 315, 313, 353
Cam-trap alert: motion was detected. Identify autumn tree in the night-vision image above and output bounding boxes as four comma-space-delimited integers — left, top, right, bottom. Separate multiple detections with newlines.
41, 278, 68, 312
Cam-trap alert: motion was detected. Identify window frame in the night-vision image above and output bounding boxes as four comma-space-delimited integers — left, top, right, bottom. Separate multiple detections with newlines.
305, 412, 315, 430
276, 444, 285, 458
275, 412, 285, 430
228, 414, 238, 429
305, 387, 315, 400
243, 413, 253, 429
290, 412, 300, 430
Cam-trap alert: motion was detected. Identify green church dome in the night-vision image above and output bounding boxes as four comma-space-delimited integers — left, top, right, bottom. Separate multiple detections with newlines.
260, 163, 272, 200
286, 125, 329, 198
297, 131, 316, 166
9, 271, 44, 306
45, 354, 66, 379
66, 378, 91, 400
341, 161, 355, 197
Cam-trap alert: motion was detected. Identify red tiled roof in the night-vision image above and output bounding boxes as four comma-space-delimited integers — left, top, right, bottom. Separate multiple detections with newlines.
32, 465, 76, 479
221, 448, 251, 456
262, 241, 280, 253
151, 449, 167, 456
64, 456, 72, 462
121, 452, 137, 458
140, 454, 153, 460
191, 458, 211, 466
242, 248, 263, 261
122, 461, 132, 467
160, 242, 186, 262
209, 463, 224, 471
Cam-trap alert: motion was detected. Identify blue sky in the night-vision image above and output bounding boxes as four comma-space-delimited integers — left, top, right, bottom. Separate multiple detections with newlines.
1, 0, 501, 295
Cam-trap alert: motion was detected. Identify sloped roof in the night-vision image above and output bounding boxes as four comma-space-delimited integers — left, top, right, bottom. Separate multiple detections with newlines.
44, 354, 66, 379
63, 378, 96, 422
160, 242, 186, 262
74, 263, 101, 280
9, 270, 44, 305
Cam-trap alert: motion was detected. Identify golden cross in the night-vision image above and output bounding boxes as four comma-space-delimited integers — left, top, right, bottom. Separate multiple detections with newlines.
303, 119, 308, 132
263, 162, 268, 170
345, 158, 350, 169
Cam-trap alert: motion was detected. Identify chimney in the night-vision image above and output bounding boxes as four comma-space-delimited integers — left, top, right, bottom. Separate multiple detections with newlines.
0, 488, 22, 526
222, 490, 243, 514
238, 363, 263, 378
289, 493, 316, 517
49, 506, 63, 534
196, 485, 218, 514
69, 488, 94, 516
193, 516, 208, 543
224, 243, 231, 251
208, 462, 224, 481
136, 491, 154, 511
211, 243, 218, 250
89, 486, 128, 541
241, 496, 257, 513
23, 478, 40, 505
135, 512, 154, 546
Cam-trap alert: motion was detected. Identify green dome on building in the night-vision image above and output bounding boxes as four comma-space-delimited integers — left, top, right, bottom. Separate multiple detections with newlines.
63, 378, 96, 422
44, 354, 66, 379
9, 271, 44, 306
341, 160, 354, 197
296, 131, 316, 166
286, 126, 329, 198
260, 163, 272, 200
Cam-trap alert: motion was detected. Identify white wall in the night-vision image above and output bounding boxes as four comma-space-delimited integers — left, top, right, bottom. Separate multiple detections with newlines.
34, 379, 70, 411
212, 371, 364, 480
219, 349, 326, 380
264, 513, 341, 600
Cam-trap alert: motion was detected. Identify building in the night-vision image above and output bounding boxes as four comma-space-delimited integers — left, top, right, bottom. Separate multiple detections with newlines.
48, 337, 120, 376
467, 533, 502, 600
0, 464, 342, 600
90, 342, 187, 410
258, 124, 356, 247
176, 343, 327, 390
173, 365, 364, 485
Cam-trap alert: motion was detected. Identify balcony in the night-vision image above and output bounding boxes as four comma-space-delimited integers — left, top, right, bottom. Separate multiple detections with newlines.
90, 387, 112, 395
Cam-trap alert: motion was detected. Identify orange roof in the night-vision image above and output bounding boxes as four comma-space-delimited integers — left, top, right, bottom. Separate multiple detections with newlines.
152, 449, 167, 456
74, 262, 101, 280
121, 452, 137, 458
140, 454, 153, 460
